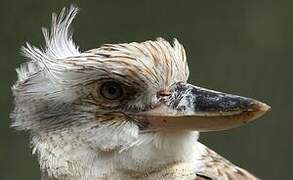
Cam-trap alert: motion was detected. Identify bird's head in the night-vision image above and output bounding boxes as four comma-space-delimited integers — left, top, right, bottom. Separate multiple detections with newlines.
11, 6, 270, 176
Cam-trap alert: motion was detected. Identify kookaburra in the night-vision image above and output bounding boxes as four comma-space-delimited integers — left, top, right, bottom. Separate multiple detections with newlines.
11, 6, 270, 180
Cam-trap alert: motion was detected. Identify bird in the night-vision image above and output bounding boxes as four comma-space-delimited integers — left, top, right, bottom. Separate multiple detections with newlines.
11, 6, 270, 180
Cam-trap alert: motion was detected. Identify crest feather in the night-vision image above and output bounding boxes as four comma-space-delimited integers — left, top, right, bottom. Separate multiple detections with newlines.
18, 5, 80, 83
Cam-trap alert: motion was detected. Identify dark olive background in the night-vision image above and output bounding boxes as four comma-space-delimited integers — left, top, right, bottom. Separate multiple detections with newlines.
0, 1, 292, 179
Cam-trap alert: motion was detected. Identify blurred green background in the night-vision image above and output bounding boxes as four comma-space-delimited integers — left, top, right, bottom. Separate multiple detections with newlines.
0, 0, 292, 179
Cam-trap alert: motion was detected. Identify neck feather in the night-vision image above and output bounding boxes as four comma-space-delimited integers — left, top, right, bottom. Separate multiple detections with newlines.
32, 131, 205, 179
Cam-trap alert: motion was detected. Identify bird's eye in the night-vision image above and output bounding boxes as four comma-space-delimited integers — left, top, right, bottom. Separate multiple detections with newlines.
100, 81, 124, 100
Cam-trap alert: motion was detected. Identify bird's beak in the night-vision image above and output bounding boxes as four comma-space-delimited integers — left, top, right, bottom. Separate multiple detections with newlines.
134, 82, 270, 132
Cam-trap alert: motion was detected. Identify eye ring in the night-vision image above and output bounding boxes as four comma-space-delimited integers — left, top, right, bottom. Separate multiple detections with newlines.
100, 81, 124, 100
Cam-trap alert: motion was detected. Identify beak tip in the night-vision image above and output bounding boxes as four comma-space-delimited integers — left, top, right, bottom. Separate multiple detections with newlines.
253, 101, 271, 113
249, 100, 271, 121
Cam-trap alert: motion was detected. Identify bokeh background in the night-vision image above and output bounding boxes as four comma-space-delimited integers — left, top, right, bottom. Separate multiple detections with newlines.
1, 0, 292, 179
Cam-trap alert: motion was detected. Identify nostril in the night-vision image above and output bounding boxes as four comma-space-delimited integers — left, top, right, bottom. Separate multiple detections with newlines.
157, 90, 172, 97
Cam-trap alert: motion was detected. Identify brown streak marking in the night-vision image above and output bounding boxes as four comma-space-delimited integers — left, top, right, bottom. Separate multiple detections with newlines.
111, 55, 137, 61
156, 41, 171, 85
143, 42, 158, 66
160, 40, 175, 84
129, 43, 149, 57
103, 60, 149, 87
131, 43, 160, 85
139, 43, 161, 87
148, 41, 166, 86
148, 41, 161, 65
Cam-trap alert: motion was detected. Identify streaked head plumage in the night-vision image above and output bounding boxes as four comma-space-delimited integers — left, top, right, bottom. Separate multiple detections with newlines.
12, 6, 189, 132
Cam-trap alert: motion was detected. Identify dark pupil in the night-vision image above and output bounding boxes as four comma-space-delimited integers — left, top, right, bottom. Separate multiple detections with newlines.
101, 82, 123, 100
108, 86, 117, 95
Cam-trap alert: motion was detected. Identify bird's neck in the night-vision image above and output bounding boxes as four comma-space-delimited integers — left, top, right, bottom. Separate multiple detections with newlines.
33, 131, 205, 179
100, 162, 199, 180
